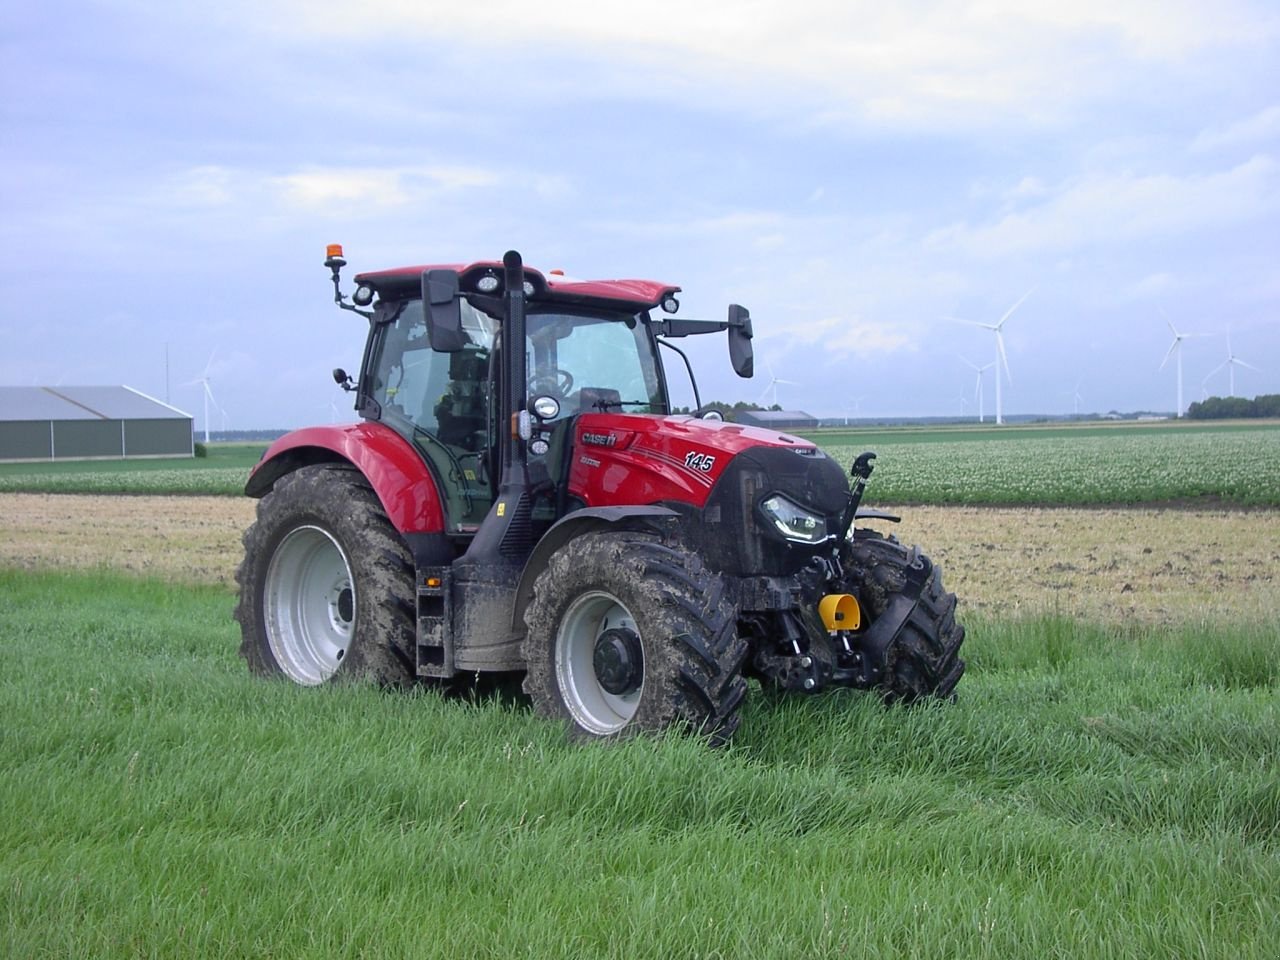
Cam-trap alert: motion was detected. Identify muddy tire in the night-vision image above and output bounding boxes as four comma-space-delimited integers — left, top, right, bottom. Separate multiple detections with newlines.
522, 531, 748, 744
234, 463, 416, 686
847, 532, 965, 703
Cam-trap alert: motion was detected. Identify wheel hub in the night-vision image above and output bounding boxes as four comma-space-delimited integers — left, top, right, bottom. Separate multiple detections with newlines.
593, 627, 643, 695
555, 590, 644, 734
263, 525, 355, 685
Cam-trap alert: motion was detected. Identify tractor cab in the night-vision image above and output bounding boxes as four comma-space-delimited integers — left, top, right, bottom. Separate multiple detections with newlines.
340, 250, 751, 543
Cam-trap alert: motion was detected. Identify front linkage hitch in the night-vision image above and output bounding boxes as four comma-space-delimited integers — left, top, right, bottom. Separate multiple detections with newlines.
750, 450, 936, 695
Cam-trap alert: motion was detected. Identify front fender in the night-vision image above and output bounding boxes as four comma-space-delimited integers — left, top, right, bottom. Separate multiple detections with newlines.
509, 506, 680, 633
245, 423, 445, 535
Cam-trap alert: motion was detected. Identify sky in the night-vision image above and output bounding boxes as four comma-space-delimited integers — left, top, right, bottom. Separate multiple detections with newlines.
2, 0, 1278, 430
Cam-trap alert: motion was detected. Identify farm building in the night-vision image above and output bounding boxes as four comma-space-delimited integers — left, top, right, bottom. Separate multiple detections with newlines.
0, 386, 193, 461
735, 409, 820, 431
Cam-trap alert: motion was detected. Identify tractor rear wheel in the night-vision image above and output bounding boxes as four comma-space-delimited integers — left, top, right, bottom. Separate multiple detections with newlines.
235, 463, 416, 686
522, 531, 748, 744
847, 532, 965, 702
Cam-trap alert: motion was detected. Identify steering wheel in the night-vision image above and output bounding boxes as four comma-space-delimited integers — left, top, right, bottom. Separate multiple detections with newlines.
528, 368, 575, 398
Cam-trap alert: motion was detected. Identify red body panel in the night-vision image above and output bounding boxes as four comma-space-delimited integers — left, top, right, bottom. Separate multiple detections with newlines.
355, 261, 680, 310
545, 276, 680, 306
250, 423, 445, 534
252, 416, 811, 535
568, 414, 818, 509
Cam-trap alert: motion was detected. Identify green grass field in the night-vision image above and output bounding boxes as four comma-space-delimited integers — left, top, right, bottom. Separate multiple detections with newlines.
2, 421, 1277, 506
2, 570, 1276, 958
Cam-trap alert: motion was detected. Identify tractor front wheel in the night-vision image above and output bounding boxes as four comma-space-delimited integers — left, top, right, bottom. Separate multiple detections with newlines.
847, 532, 966, 703
234, 463, 416, 686
522, 531, 748, 743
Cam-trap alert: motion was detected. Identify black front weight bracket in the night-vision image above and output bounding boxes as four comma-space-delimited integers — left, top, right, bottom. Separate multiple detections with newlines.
849, 548, 932, 688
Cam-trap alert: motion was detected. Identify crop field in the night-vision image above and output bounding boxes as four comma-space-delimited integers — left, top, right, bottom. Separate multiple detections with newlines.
2, 420, 1278, 957
1, 421, 1278, 506
813, 420, 1280, 506
0, 443, 264, 496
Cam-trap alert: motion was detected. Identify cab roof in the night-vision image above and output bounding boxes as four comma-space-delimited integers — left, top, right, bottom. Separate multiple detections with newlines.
354, 260, 681, 312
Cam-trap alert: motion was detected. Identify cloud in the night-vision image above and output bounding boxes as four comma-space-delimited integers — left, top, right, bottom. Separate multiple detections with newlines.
272, 164, 499, 210
266, 0, 1280, 128
925, 155, 1280, 258
761, 313, 913, 357
135, 161, 518, 223
169, 166, 238, 206
1192, 105, 1280, 152
1124, 272, 1178, 300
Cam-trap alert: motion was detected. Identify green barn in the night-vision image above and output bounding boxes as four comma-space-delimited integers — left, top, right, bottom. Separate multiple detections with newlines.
0, 386, 193, 461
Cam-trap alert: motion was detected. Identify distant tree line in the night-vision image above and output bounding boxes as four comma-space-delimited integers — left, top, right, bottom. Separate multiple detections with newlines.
1186, 394, 1280, 419
206, 429, 289, 442
670, 400, 782, 420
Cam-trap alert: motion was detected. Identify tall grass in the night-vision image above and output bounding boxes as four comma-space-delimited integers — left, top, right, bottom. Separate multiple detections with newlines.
2, 570, 1276, 958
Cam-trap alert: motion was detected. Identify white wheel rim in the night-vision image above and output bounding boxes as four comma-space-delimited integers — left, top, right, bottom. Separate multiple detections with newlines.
555, 590, 643, 735
264, 525, 355, 685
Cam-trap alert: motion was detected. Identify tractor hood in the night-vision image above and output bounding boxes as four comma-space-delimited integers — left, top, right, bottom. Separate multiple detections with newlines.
566, 413, 847, 513
565, 412, 851, 577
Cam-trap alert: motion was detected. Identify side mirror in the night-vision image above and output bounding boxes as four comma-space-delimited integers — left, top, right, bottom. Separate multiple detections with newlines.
422, 269, 466, 352
332, 368, 355, 392
727, 304, 754, 378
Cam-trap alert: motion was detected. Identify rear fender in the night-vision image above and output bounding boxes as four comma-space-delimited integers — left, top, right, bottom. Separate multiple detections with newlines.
509, 506, 679, 632
245, 423, 445, 534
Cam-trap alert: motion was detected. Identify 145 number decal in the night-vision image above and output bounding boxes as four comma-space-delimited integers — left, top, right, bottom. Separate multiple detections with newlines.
684, 451, 716, 473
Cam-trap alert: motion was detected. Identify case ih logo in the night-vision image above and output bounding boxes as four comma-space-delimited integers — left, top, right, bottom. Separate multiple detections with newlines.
684, 451, 716, 473
582, 432, 618, 447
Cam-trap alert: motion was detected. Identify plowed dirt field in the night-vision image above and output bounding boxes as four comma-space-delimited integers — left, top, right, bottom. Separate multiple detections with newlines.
2, 494, 1276, 625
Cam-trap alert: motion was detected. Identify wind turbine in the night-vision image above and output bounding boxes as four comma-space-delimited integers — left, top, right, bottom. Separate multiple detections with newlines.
757, 361, 795, 408
184, 350, 219, 444
959, 356, 995, 424
1204, 332, 1260, 397
1159, 317, 1199, 417
1068, 380, 1083, 417
955, 391, 969, 419
948, 288, 1033, 425
843, 397, 863, 426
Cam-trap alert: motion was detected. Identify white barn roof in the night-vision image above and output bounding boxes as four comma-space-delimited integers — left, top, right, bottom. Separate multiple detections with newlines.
0, 386, 191, 422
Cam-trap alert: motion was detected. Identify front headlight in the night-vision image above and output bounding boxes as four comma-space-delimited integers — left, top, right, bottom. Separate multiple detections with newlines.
759, 494, 828, 543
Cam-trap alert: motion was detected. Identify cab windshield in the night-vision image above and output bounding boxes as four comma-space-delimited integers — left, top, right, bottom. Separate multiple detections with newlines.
526, 309, 664, 418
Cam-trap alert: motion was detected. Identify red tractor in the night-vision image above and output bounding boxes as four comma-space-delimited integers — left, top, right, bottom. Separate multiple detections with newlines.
235, 248, 964, 742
